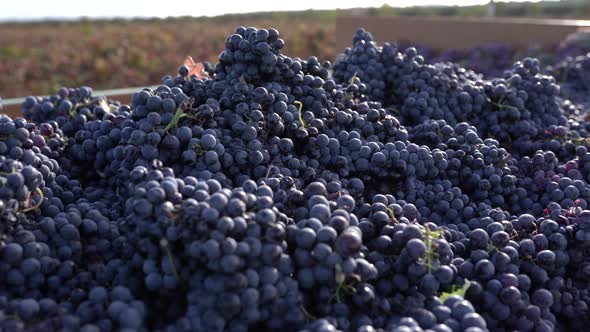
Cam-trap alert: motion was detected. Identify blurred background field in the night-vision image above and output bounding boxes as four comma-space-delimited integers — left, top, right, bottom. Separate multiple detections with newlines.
1, 0, 589, 99
0, 15, 336, 98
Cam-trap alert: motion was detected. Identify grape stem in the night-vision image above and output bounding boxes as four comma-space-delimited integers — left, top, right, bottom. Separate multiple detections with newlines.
294, 101, 307, 128
349, 72, 358, 85
386, 207, 399, 224
329, 264, 357, 304
421, 226, 442, 274
160, 238, 180, 281
164, 107, 188, 133
300, 305, 317, 322
20, 187, 45, 213
192, 143, 206, 156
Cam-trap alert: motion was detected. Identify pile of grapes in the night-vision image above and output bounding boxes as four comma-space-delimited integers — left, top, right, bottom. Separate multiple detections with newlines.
1, 26, 590, 332
411, 30, 590, 79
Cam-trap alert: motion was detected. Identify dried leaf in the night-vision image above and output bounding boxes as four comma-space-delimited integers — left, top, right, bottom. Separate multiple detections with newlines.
98, 98, 109, 111
184, 56, 207, 79
97, 97, 117, 113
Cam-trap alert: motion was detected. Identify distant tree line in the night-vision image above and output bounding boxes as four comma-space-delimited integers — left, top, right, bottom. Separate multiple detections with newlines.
369, 1, 590, 19
2, 0, 589, 27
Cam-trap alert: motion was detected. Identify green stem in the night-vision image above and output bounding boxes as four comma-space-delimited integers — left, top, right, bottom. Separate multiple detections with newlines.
300, 305, 317, 321
421, 227, 442, 274
193, 143, 205, 156
164, 107, 188, 133
160, 238, 180, 281
349, 72, 358, 85
386, 207, 398, 224
425, 232, 433, 274
294, 101, 307, 128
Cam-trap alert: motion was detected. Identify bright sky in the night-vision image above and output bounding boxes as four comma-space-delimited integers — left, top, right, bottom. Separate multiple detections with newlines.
1, 0, 556, 20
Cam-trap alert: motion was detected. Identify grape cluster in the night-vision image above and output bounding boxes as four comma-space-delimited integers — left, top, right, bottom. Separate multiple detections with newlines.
431, 43, 516, 79
548, 52, 590, 109
21, 86, 126, 138
333, 29, 580, 157
2, 26, 590, 332
554, 31, 590, 63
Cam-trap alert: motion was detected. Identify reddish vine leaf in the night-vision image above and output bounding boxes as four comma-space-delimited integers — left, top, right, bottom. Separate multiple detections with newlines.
184, 56, 208, 79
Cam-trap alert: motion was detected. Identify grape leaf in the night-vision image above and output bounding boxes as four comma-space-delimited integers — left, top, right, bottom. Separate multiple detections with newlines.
440, 279, 471, 302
